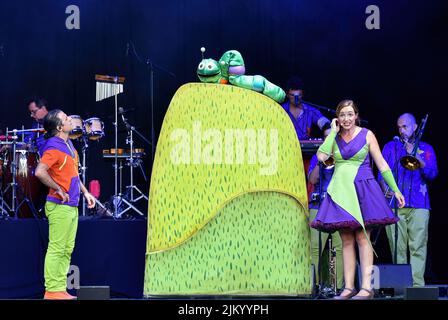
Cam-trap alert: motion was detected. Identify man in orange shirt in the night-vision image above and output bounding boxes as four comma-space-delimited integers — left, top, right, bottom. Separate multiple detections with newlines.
35, 109, 96, 300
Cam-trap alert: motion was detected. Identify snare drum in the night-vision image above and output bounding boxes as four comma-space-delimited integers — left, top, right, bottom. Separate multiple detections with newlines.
84, 117, 104, 140
69, 115, 84, 139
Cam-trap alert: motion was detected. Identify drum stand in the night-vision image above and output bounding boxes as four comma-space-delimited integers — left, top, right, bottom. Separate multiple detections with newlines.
80, 135, 88, 216
0, 199, 9, 218
1, 130, 39, 219
315, 162, 338, 299
113, 114, 149, 219
123, 114, 149, 202
78, 134, 112, 217
0, 179, 10, 218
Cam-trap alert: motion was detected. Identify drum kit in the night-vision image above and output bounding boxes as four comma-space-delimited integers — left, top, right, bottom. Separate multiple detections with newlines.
0, 131, 46, 219
0, 111, 149, 220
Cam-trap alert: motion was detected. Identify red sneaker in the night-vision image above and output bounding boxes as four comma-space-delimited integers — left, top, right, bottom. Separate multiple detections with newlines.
64, 292, 77, 300
44, 291, 77, 300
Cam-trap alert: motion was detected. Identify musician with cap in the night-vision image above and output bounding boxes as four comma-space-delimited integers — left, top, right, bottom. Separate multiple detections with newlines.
379, 113, 438, 286
281, 76, 331, 140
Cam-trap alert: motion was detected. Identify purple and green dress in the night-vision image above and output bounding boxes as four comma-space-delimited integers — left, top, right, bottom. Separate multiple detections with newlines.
310, 128, 399, 232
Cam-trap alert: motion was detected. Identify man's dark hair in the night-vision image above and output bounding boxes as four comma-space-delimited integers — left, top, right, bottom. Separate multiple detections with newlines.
285, 76, 305, 91
43, 109, 62, 139
27, 97, 48, 109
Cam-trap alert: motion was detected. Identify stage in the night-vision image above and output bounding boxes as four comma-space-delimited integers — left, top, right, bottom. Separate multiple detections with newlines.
0, 217, 147, 299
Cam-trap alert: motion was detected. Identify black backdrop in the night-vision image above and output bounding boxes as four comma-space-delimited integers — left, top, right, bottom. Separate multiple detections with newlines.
1, 0, 447, 283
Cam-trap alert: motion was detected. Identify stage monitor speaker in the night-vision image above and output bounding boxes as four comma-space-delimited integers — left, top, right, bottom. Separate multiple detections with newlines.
404, 287, 439, 300
357, 264, 412, 296
77, 286, 110, 300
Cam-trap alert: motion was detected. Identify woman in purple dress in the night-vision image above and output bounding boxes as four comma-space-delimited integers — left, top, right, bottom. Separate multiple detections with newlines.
310, 100, 405, 299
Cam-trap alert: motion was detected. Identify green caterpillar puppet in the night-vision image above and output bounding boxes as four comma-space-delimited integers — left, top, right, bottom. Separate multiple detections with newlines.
196, 48, 286, 103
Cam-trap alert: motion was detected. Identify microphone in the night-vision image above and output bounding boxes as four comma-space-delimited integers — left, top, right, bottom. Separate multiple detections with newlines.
118, 107, 135, 114
393, 136, 408, 150
294, 94, 299, 107
118, 107, 131, 129
125, 43, 129, 57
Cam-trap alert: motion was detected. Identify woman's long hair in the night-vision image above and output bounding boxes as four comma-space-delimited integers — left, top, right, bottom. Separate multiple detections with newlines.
43, 109, 62, 139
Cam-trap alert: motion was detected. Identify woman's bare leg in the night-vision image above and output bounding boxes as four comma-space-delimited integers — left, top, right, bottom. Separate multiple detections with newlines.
355, 229, 373, 296
338, 229, 356, 296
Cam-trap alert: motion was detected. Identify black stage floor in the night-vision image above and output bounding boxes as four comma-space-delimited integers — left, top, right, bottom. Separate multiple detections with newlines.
0, 217, 147, 299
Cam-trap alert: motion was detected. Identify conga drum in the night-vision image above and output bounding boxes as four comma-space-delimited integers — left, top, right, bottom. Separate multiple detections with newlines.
69, 115, 84, 139
1, 143, 47, 218
84, 117, 104, 140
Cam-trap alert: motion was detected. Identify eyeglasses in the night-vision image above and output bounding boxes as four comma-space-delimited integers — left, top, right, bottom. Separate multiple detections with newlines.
338, 113, 355, 119
30, 109, 40, 116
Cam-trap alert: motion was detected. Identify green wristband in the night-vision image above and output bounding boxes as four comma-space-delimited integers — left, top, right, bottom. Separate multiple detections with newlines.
381, 169, 400, 193
318, 130, 337, 155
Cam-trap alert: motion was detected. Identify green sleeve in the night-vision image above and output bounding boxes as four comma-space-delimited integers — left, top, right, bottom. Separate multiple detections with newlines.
317, 130, 337, 155
381, 169, 400, 193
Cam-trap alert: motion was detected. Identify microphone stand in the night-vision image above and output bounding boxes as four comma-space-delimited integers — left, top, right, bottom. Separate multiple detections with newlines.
115, 110, 151, 218
127, 41, 176, 165
302, 100, 336, 115
80, 134, 89, 216
316, 161, 325, 297
315, 161, 337, 299
374, 138, 401, 259
302, 100, 369, 125
392, 138, 402, 263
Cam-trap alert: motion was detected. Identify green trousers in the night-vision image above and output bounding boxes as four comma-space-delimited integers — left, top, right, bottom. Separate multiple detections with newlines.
309, 209, 344, 289
386, 208, 429, 287
44, 202, 78, 292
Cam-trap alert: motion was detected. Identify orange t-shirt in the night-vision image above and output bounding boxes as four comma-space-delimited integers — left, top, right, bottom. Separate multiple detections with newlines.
40, 136, 80, 207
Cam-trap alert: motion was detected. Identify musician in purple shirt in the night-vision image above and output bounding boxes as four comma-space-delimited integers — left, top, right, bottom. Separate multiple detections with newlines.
281, 76, 331, 140
25, 97, 48, 152
379, 113, 438, 286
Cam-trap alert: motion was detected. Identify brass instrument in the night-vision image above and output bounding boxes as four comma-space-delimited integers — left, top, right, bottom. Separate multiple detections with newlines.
400, 114, 428, 171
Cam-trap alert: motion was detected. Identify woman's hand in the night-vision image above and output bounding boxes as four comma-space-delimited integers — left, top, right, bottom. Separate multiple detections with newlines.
395, 192, 405, 208
330, 118, 340, 133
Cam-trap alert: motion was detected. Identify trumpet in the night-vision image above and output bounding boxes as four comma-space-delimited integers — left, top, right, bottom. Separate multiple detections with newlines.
400, 114, 428, 171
